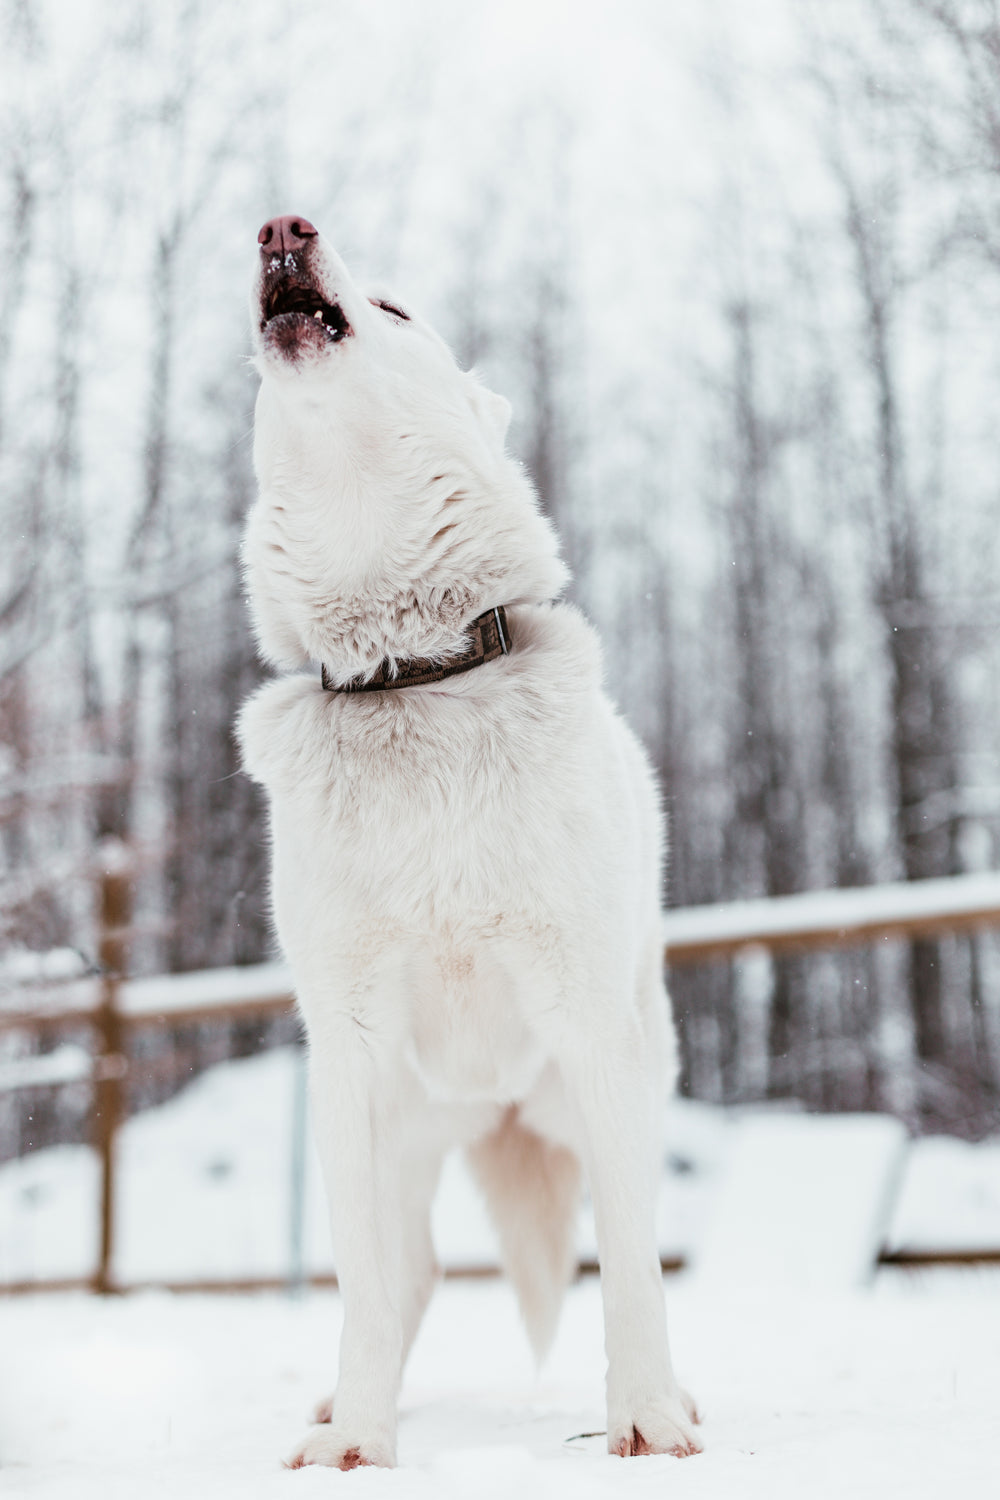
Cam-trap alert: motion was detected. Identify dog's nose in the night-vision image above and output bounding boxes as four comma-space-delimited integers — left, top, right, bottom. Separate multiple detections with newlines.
257, 215, 318, 256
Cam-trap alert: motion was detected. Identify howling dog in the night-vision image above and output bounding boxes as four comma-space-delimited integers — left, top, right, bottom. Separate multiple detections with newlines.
237, 215, 701, 1470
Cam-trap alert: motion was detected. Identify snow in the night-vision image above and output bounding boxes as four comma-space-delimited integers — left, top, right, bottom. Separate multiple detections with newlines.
2, 1049, 999, 1291
0, 979, 98, 1023
0, 961, 293, 1024
1, 1270, 997, 1498
118, 962, 293, 1021
0, 1045, 91, 1094
693, 1113, 908, 1290
889, 1136, 1000, 1254
660, 871, 1000, 956
0, 949, 90, 987
0, 1049, 630, 1284
1, 1049, 999, 1493
0, 1146, 99, 1284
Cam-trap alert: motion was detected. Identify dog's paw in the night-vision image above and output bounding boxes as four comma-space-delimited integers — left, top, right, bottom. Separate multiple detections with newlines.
608, 1397, 703, 1458
285, 1423, 395, 1471
310, 1391, 334, 1424
680, 1385, 702, 1425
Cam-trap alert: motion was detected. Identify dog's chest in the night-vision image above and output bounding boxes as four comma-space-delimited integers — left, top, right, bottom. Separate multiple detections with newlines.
260, 689, 582, 1102
303, 691, 580, 915
403, 939, 547, 1103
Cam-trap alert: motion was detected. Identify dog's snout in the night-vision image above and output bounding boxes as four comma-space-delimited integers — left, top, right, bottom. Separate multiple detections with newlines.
258, 215, 318, 255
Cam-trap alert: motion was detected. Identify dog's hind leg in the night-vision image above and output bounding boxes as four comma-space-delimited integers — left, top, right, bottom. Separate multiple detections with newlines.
557, 1006, 701, 1460
466, 1104, 580, 1362
398, 1139, 445, 1366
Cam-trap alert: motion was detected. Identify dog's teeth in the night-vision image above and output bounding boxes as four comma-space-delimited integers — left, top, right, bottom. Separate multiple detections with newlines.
314, 309, 323, 321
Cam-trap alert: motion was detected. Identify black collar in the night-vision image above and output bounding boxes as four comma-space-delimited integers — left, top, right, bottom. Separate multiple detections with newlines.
321, 606, 510, 693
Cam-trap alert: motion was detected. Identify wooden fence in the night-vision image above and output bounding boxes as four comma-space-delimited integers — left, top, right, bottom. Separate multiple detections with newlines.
4, 850, 1000, 1294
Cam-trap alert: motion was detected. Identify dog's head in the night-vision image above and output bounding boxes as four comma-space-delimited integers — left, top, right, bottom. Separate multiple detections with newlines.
245, 215, 567, 675
251, 215, 512, 466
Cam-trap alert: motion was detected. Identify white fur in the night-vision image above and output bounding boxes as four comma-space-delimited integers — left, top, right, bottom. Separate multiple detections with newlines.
237, 226, 701, 1470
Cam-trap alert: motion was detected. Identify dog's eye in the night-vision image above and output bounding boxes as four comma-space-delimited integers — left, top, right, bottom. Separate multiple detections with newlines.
370, 298, 410, 322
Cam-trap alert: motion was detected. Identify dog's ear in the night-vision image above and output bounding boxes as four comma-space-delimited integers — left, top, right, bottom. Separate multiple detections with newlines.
486, 390, 513, 439
469, 378, 513, 444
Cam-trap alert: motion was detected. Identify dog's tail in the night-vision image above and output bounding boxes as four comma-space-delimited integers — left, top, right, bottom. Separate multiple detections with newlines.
465, 1107, 581, 1362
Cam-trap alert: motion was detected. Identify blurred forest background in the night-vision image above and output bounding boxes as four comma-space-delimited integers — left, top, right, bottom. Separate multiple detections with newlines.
3, 0, 1000, 1151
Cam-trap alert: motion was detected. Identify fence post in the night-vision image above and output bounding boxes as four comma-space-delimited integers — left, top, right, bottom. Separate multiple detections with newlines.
93, 839, 132, 1295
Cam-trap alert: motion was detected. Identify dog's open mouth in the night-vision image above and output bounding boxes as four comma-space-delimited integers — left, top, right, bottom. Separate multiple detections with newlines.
261, 282, 352, 342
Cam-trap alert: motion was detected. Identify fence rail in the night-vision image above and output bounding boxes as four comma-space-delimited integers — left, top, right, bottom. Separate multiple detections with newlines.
660, 870, 1000, 964
3, 851, 1000, 1293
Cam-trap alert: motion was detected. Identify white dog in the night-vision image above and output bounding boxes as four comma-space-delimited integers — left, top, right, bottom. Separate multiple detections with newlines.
237, 215, 701, 1470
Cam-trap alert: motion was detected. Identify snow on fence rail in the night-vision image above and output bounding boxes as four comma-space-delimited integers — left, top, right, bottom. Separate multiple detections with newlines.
660, 870, 1000, 963
4, 845, 1000, 1293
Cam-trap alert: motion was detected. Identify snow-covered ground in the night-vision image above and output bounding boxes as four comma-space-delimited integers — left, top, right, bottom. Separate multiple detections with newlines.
1, 1270, 998, 1498
2, 1048, 999, 1286
1, 1049, 999, 1495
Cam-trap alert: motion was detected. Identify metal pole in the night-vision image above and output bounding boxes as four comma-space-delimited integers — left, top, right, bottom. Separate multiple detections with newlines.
287, 1039, 309, 1297
93, 839, 131, 1295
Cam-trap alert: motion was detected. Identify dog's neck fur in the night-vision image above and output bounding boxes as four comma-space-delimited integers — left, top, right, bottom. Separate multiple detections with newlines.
243, 386, 568, 683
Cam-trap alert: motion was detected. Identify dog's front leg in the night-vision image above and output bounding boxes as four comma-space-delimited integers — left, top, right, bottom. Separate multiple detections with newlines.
562, 1022, 701, 1460
287, 1016, 403, 1471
